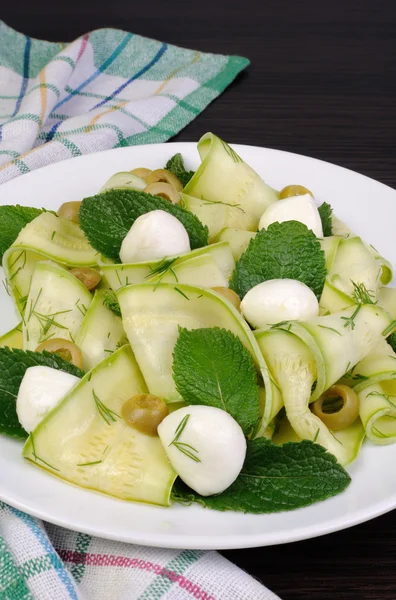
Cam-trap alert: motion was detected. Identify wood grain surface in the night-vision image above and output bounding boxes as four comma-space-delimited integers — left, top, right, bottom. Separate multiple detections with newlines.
2, 1, 396, 598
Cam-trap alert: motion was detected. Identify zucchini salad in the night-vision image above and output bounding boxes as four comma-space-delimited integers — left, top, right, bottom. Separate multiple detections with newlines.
1, 132, 395, 514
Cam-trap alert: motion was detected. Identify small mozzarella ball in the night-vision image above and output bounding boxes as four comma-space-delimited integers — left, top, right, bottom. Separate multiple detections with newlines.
119, 210, 190, 263
241, 279, 319, 328
259, 194, 323, 237
158, 405, 246, 496
17, 366, 80, 433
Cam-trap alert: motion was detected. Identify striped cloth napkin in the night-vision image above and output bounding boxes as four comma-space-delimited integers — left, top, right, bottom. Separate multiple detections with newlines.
0, 21, 280, 600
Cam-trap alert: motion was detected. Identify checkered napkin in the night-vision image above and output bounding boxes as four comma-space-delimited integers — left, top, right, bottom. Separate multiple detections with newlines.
0, 20, 248, 184
0, 20, 281, 600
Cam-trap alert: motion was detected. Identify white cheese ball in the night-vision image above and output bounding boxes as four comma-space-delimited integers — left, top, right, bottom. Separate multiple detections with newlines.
17, 366, 80, 433
119, 210, 190, 263
241, 279, 319, 328
259, 194, 323, 237
158, 405, 246, 496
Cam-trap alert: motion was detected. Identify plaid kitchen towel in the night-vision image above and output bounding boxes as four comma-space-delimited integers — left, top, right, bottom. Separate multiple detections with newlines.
0, 21, 280, 600
0, 503, 280, 599
0, 20, 249, 184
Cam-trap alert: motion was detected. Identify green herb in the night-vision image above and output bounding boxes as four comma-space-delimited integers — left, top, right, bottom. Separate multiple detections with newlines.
313, 428, 320, 443
169, 414, 201, 463
146, 257, 179, 287
318, 325, 342, 336
103, 289, 121, 317
171, 438, 350, 513
51, 231, 56, 240
165, 153, 195, 187
174, 287, 189, 300
79, 189, 208, 261
351, 281, 376, 305
0, 347, 84, 439
367, 391, 396, 409
340, 305, 362, 330
318, 202, 333, 237
229, 221, 327, 299
386, 331, 396, 353
93, 390, 119, 425
220, 139, 243, 164
0, 205, 43, 261
383, 321, 396, 337
77, 460, 103, 467
30, 433, 60, 471
173, 328, 260, 435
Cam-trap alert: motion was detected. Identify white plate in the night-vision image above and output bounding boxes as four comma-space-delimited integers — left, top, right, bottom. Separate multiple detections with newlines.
0, 142, 395, 550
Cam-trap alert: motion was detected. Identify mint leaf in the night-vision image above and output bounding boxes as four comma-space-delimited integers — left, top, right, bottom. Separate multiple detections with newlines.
230, 221, 327, 299
165, 153, 195, 187
173, 328, 260, 435
103, 289, 121, 317
0, 347, 84, 440
79, 189, 208, 261
318, 202, 333, 237
0, 205, 43, 260
172, 438, 350, 513
387, 332, 396, 353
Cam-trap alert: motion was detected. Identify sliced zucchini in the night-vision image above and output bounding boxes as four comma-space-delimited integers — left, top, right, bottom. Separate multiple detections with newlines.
100, 172, 147, 193
329, 236, 381, 299
358, 380, 396, 445
76, 291, 128, 371
183, 133, 278, 231
378, 287, 396, 318
216, 228, 257, 261
0, 323, 23, 349
344, 339, 396, 393
319, 236, 342, 271
23, 345, 176, 505
288, 304, 393, 401
180, 193, 227, 241
4, 212, 98, 314
101, 241, 234, 291
23, 262, 92, 351
117, 283, 273, 427
256, 320, 367, 465
319, 279, 354, 315
273, 414, 365, 465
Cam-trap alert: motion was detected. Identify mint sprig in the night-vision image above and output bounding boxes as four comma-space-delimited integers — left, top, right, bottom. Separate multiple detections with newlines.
0, 205, 43, 261
0, 347, 84, 439
230, 221, 327, 299
79, 189, 208, 261
173, 328, 260, 436
172, 438, 351, 513
165, 153, 195, 187
318, 202, 333, 237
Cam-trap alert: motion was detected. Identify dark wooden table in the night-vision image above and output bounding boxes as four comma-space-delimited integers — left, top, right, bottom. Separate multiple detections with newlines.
3, 1, 396, 598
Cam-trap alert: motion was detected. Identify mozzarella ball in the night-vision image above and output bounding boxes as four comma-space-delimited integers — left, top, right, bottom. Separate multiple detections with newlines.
17, 366, 80, 433
259, 194, 323, 237
241, 279, 319, 328
119, 210, 190, 263
158, 405, 246, 496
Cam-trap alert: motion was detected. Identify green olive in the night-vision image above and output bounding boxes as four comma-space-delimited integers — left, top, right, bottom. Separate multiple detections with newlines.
129, 167, 151, 180
121, 394, 168, 436
211, 287, 241, 311
311, 384, 359, 430
146, 169, 183, 192
35, 338, 83, 369
279, 185, 313, 199
144, 182, 180, 204
70, 267, 101, 292
57, 201, 82, 224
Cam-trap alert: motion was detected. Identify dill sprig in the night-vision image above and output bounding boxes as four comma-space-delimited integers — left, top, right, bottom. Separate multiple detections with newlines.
146, 257, 179, 288
30, 432, 60, 471
340, 305, 362, 330
351, 281, 376, 305
93, 390, 120, 425
169, 414, 201, 463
